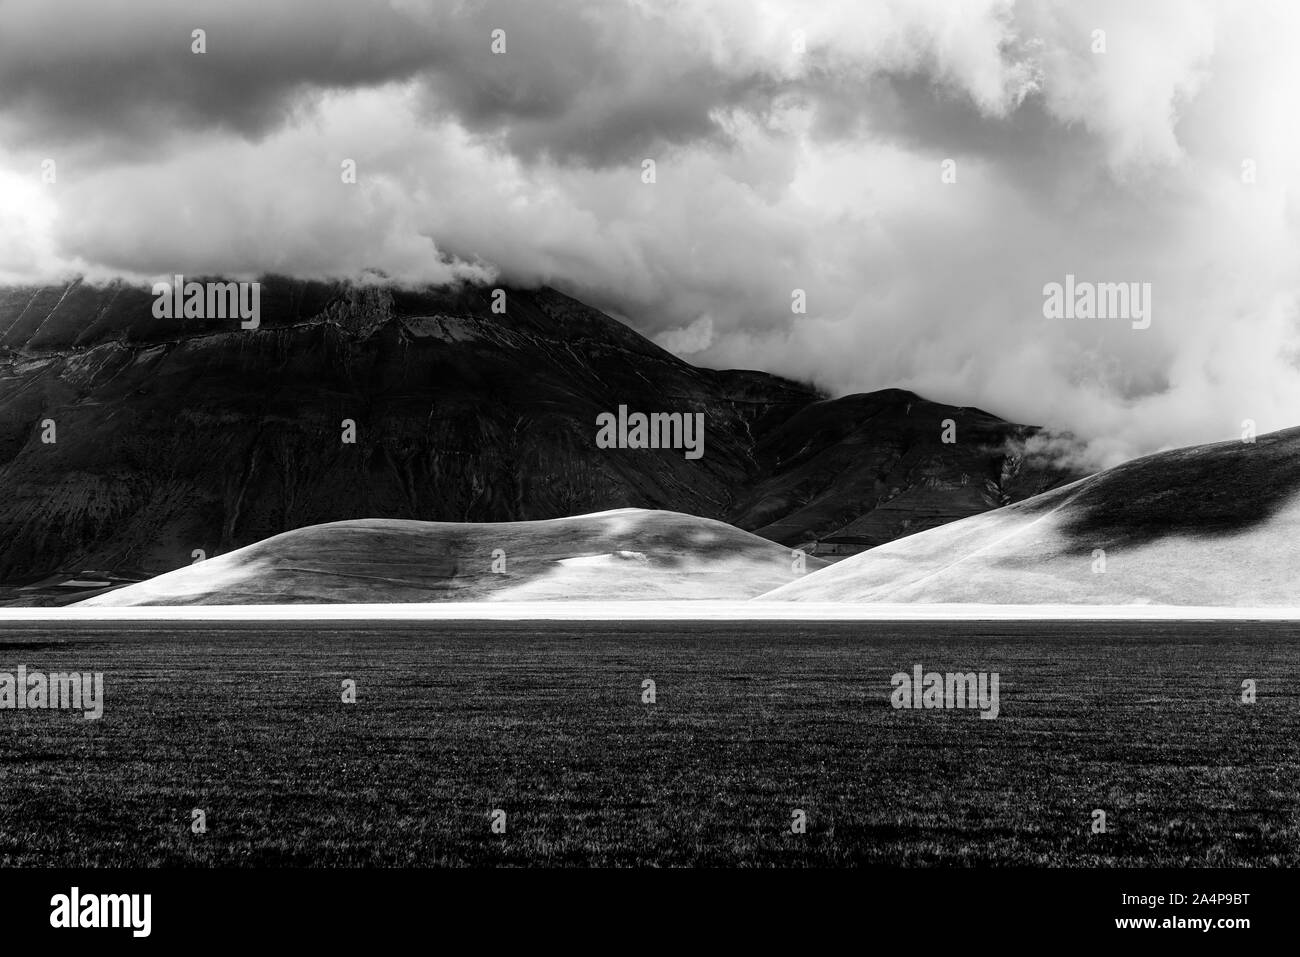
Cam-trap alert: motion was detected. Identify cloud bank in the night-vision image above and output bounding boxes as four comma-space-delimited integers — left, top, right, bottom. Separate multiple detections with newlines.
1, 0, 1298, 467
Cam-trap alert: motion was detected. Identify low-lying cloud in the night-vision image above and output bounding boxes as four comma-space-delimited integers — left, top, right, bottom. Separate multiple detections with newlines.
1, 0, 1298, 469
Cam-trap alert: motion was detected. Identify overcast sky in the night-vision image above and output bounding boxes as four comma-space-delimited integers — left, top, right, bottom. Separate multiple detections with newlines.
1, 0, 1297, 467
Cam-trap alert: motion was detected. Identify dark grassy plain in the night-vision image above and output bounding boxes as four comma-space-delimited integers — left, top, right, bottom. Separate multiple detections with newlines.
0, 620, 1296, 867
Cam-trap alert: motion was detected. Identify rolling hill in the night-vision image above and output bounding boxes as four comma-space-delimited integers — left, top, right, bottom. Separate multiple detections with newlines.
79, 508, 827, 604
760, 427, 1300, 605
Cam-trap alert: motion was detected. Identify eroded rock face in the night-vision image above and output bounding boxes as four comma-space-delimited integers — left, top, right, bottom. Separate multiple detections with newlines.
0, 276, 1081, 596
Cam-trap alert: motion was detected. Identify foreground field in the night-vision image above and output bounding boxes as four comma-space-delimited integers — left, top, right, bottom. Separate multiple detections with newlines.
0, 621, 1297, 866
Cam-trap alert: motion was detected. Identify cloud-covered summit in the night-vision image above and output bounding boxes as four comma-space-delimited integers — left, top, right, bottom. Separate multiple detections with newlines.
1, 0, 1297, 467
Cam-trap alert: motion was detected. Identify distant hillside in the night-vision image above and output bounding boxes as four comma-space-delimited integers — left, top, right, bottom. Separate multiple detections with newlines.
761, 427, 1300, 605
79, 508, 827, 604
727, 389, 1074, 557
0, 276, 1079, 595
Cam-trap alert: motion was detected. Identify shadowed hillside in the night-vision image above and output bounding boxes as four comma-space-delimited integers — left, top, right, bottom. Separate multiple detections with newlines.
728, 389, 1070, 556
761, 427, 1300, 605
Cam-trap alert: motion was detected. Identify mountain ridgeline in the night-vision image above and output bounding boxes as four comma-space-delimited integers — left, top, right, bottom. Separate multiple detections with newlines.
0, 276, 1081, 596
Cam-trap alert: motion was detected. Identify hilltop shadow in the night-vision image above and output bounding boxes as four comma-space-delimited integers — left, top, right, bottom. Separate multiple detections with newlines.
1056, 431, 1300, 549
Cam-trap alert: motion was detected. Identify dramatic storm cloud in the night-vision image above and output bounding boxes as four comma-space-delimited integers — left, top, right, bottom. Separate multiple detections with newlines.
1, 0, 1298, 466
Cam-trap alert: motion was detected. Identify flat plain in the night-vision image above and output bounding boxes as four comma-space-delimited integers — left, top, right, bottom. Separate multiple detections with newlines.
0, 620, 1296, 867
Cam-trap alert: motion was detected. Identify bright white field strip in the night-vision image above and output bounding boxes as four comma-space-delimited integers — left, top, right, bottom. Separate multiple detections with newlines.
1, 602, 1299, 622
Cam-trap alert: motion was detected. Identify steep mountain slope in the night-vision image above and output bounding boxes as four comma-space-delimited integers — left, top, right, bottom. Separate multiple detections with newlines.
0, 276, 1078, 596
761, 427, 1300, 605
80, 509, 825, 604
726, 389, 1069, 557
